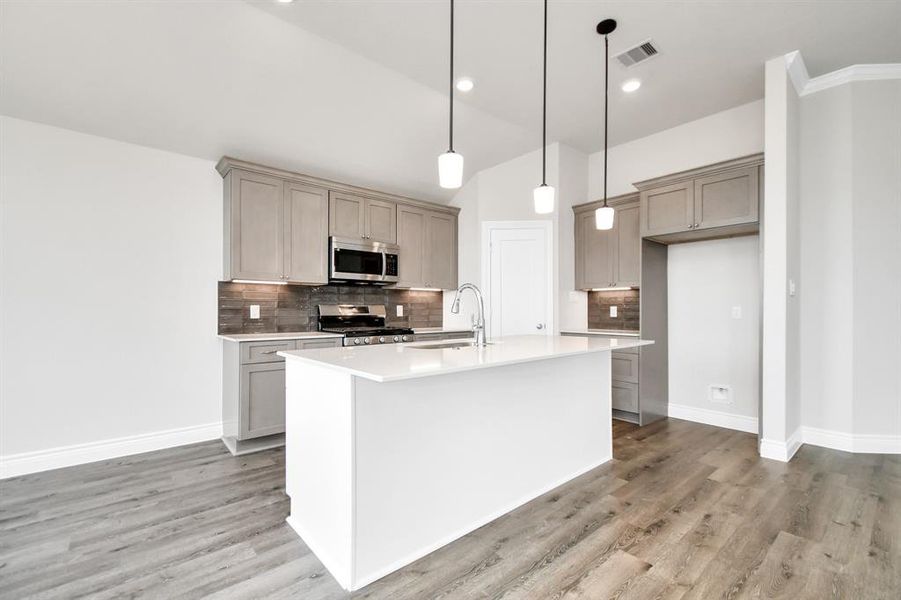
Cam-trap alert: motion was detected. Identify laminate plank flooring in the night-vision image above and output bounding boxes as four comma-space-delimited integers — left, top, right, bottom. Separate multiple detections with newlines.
1, 418, 898, 599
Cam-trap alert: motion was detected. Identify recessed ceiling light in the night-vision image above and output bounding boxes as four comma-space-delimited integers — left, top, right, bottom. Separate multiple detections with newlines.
455, 77, 474, 93
621, 79, 641, 93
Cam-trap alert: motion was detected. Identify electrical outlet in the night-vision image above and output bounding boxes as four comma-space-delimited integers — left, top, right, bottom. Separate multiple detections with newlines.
610, 305, 618, 318
731, 306, 742, 319
396, 305, 404, 317
249, 305, 261, 320
709, 384, 732, 404
788, 279, 797, 297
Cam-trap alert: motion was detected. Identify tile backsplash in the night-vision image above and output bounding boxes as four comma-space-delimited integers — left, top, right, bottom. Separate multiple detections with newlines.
218, 282, 444, 334
587, 289, 640, 331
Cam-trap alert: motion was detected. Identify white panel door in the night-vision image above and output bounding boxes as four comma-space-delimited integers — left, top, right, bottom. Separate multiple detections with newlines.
486, 224, 550, 338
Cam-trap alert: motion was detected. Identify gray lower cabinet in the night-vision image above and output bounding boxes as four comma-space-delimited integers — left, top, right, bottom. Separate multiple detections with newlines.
222, 336, 342, 455
415, 331, 473, 342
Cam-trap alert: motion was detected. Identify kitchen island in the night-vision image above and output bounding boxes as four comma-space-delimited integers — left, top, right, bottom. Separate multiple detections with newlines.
278, 334, 652, 591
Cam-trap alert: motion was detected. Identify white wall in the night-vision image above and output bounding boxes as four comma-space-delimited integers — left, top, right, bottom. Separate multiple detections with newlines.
668, 237, 760, 427
799, 77, 901, 446
0, 117, 223, 475
587, 100, 764, 198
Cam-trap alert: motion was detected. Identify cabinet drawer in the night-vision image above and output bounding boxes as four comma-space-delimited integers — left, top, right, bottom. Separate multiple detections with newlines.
612, 381, 639, 412
611, 352, 639, 383
297, 338, 342, 350
241, 341, 295, 364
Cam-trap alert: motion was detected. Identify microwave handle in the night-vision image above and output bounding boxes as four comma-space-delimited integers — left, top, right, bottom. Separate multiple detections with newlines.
381, 251, 387, 278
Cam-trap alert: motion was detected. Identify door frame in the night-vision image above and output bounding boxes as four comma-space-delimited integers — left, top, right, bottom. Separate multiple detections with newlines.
481, 220, 555, 338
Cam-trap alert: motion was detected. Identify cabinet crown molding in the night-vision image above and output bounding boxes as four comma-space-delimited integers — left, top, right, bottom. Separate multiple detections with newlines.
572, 192, 640, 213
216, 157, 460, 216
632, 153, 764, 191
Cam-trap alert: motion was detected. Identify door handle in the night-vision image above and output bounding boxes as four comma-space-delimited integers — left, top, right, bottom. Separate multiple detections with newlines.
536, 323, 544, 330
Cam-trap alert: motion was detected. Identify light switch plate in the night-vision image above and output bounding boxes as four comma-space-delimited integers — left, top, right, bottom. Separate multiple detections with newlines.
610, 306, 618, 318
396, 305, 404, 317
788, 279, 797, 297
249, 305, 261, 320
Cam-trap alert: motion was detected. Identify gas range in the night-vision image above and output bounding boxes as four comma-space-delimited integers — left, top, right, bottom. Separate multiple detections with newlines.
318, 305, 415, 347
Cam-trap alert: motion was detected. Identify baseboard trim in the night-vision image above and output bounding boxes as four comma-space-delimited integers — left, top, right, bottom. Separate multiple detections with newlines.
802, 427, 901, 454
0, 422, 223, 479
759, 428, 802, 462
667, 403, 758, 434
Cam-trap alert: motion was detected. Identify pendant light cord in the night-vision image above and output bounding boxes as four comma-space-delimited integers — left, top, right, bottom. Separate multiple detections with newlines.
448, 0, 455, 153
603, 34, 608, 206
541, 0, 547, 186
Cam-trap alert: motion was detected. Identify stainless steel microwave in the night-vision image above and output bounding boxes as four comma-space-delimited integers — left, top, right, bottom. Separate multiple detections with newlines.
329, 237, 399, 285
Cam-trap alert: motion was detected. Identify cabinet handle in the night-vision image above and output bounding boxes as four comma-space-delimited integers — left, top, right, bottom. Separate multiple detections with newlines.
694, 223, 699, 228
261, 350, 279, 355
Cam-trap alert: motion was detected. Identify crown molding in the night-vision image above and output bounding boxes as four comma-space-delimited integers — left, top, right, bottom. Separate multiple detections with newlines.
216, 157, 460, 216
572, 192, 639, 213
632, 153, 764, 191
783, 51, 901, 97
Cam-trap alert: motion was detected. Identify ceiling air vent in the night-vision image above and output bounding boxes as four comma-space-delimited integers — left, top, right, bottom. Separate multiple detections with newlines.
615, 40, 659, 68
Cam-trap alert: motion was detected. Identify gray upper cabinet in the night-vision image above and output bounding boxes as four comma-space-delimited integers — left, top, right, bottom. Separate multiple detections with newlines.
575, 210, 614, 289
328, 192, 365, 239
396, 205, 458, 289
397, 205, 427, 288
425, 211, 457, 290
284, 182, 329, 284
223, 167, 328, 284
329, 192, 397, 243
640, 182, 694, 238
365, 198, 397, 243
573, 196, 639, 290
227, 170, 285, 281
614, 204, 641, 287
635, 154, 763, 242
693, 166, 759, 230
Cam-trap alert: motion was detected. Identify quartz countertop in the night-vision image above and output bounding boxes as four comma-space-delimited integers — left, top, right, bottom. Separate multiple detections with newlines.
279, 334, 653, 383
218, 331, 344, 342
560, 329, 641, 337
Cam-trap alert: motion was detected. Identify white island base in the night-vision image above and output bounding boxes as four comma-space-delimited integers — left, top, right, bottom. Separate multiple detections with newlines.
281, 335, 650, 591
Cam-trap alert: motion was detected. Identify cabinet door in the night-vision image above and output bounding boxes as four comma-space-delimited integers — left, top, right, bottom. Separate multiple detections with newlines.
240, 362, 286, 439
297, 338, 342, 349
229, 170, 285, 281
614, 204, 640, 286
693, 166, 759, 230
640, 181, 694, 237
329, 192, 365, 239
424, 211, 457, 290
612, 381, 639, 413
576, 211, 614, 289
284, 182, 329, 284
396, 205, 427, 288
365, 199, 397, 243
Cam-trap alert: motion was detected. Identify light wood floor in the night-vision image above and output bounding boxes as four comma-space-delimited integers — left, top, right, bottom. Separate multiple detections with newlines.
1, 418, 899, 599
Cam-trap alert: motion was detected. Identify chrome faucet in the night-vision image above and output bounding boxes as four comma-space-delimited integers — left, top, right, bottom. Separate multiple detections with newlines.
451, 283, 487, 347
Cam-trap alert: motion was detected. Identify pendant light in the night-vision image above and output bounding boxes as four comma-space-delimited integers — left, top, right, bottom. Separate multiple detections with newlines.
594, 19, 616, 230
533, 0, 555, 214
438, 0, 464, 189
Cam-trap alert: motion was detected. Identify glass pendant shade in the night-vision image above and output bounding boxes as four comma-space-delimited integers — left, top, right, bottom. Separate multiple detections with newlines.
595, 205, 615, 230
438, 151, 463, 189
533, 184, 555, 214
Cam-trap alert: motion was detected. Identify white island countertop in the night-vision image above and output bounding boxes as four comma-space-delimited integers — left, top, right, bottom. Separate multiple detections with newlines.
278, 334, 652, 383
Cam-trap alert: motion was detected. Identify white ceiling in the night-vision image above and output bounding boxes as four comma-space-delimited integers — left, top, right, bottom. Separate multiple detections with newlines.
2, 1, 899, 203
253, 0, 901, 152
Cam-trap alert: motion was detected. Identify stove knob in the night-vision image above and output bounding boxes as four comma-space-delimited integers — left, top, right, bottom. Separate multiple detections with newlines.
363, 337, 371, 344
393, 336, 400, 342
353, 338, 361, 345
378, 336, 386, 344
402, 335, 410, 342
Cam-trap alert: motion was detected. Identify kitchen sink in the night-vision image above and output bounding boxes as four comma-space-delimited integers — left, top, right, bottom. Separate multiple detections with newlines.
412, 341, 494, 350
